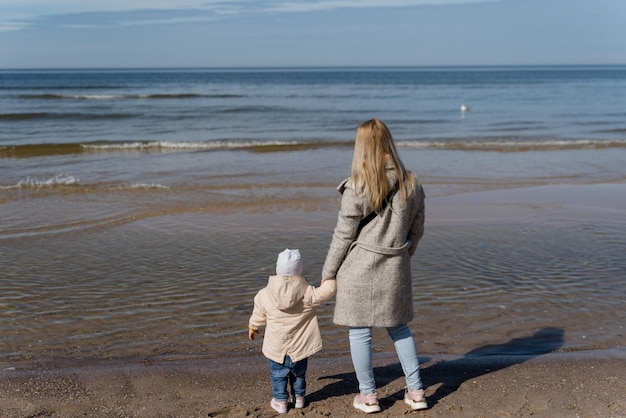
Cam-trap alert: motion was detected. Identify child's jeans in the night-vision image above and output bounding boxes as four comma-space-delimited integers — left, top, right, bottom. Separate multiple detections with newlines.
268, 356, 308, 401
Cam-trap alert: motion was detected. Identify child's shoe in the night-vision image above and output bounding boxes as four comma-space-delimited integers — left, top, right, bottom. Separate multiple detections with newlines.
404, 387, 428, 410
294, 396, 305, 409
270, 398, 288, 414
353, 391, 381, 413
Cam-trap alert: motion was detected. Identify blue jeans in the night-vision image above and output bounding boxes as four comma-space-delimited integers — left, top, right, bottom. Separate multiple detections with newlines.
349, 324, 423, 394
268, 356, 308, 401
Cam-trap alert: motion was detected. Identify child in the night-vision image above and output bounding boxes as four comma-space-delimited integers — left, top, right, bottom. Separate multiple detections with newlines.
248, 248, 336, 414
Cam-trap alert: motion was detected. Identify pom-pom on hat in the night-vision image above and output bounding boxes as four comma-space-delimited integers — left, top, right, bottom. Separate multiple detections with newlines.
276, 248, 303, 276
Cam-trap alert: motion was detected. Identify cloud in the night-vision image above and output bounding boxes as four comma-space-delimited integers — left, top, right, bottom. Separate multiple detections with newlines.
266, 0, 497, 13
47, 9, 222, 29
0, 0, 500, 31
0, 22, 29, 32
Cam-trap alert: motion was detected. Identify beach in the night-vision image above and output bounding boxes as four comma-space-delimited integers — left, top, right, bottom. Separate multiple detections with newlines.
2, 67, 626, 416
2, 349, 626, 418
2, 183, 625, 417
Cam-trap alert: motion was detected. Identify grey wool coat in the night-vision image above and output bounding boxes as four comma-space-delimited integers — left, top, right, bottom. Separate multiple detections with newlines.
321, 167, 425, 327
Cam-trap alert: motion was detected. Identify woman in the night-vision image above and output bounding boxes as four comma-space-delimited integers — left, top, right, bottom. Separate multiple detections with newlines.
322, 119, 427, 413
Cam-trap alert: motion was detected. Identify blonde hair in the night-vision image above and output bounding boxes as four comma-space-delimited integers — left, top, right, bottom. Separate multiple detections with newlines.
351, 118, 417, 212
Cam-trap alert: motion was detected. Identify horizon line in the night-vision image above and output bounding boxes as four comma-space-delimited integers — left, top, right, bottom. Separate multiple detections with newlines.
2, 63, 626, 72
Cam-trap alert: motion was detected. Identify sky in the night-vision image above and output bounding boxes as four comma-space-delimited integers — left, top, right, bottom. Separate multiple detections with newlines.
0, 0, 625, 69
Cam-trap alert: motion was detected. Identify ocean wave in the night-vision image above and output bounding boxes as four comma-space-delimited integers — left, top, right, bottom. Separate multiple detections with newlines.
110, 183, 170, 190
397, 139, 626, 151
0, 112, 50, 121
0, 174, 80, 189
3, 138, 626, 159
82, 140, 287, 150
0, 174, 169, 191
0, 140, 343, 158
19, 94, 125, 100
0, 112, 134, 121
594, 128, 626, 134
80, 140, 316, 151
17, 93, 240, 100
217, 105, 287, 114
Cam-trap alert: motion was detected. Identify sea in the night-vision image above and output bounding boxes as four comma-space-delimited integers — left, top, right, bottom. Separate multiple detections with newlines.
1, 66, 625, 367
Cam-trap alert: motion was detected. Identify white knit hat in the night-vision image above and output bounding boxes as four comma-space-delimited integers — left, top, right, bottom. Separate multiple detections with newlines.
276, 248, 303, 276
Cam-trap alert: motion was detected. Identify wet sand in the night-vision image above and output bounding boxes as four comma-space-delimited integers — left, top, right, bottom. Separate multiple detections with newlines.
2, 183, 625, 417
1, 349, 625, 417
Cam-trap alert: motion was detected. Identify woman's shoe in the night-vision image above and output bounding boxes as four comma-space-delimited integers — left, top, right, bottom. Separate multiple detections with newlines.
404, 387, 428, 410
294, 396, 305, 408
353, 392, 381, 413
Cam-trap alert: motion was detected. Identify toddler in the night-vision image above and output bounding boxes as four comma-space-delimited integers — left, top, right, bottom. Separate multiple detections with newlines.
248, 248, 336, 413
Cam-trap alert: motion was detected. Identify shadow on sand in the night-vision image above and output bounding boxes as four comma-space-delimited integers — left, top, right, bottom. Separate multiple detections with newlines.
309, 327, 564, 408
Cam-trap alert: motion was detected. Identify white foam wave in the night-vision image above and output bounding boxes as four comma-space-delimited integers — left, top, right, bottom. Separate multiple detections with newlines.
44, 138, 626, 155
398, 139, 626, 151
0, 176, 170, 191
81, 140, 301, 151
7, 174, 80, 189
111, 183, 170, 190
39, 93, 201, 100
69, 94, 121, 100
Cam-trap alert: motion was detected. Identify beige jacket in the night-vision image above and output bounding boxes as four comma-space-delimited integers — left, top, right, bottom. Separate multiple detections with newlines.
249, 275, 336, 363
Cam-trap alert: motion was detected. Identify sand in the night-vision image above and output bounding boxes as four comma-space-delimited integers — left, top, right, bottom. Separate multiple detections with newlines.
2, 183, 625, 417
1, 349, 625, 417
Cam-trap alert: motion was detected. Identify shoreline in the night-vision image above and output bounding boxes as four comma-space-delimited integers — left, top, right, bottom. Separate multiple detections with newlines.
2, 349, 625, 417
2, 182, 625, 417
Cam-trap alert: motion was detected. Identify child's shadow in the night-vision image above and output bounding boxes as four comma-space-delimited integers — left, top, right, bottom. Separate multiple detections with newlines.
309, 327, 564, 407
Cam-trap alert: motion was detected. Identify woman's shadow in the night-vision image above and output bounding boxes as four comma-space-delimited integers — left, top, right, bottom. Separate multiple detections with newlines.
308, 327, 564, 408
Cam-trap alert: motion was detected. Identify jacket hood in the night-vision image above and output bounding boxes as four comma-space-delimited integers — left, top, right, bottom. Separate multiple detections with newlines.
267, 275, 308, 311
